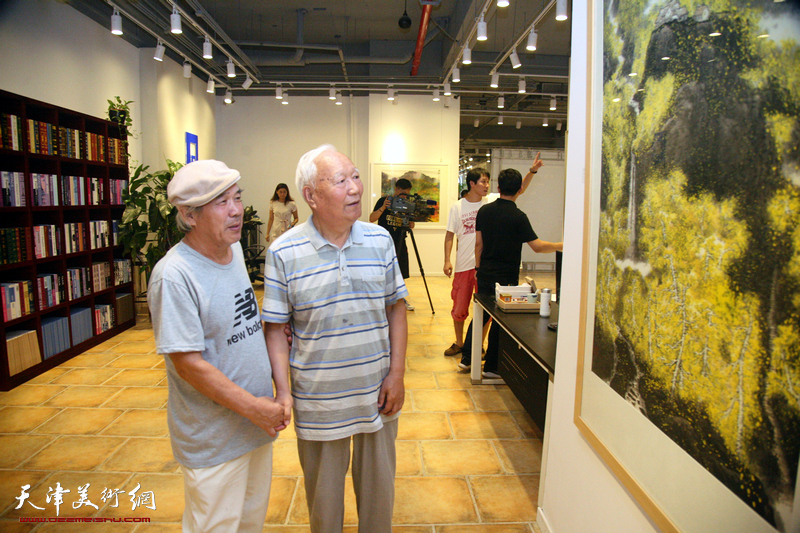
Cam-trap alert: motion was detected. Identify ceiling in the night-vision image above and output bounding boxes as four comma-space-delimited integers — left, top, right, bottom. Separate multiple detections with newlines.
67, 0, 572, 164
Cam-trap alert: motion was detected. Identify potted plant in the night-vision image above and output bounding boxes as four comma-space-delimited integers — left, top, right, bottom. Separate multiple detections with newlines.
107, 96, 135, 137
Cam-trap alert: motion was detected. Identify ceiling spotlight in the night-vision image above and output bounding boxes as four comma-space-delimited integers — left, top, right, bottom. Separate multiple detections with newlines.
477, 16, 487, 41
452, 67, 460, 83
242, 75, 254, 90
433, 89, 440, 102
516, 120, 522, 129
462, 46, 472, 65
398, 0, 412, 29
329, 87, 337, 100
387, 88, 395, 101
510, 49, 521, 68
543, 116, 549, 126
497, 95, 505, 108
498, 115, 504, 125
335, 91, 343, 105
444, 83, 451, 96
497, 0, 510, 6
171, 7, 182, 34
111, 8, 122, 35
206, 78, 215, 94
527, 29, 538, 51
224, 90, 232, 104
556, 121, 563, 131
490, 73, 499, 88
281, 91, 289, 104
556, 0, 568, 21
550, 97, 557, 110
227, 59, 236, 78
519, 78, 526, 93
276, 84, 283, 99
444, 96, 451, 108
474, 118, 480, 127
154, 40, 165, 61
203, 37, 213, 59
183, 60, 192, 78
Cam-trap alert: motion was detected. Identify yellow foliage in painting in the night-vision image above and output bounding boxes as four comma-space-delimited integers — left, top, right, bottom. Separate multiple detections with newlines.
634, 75, 675, 154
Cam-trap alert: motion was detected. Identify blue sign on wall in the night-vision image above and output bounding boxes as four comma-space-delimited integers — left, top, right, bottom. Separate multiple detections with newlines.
186, 132, 198, 163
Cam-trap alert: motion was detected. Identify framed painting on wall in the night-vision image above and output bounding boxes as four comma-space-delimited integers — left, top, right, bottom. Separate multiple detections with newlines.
574, 0, 800, 532
371, 163, 446, 228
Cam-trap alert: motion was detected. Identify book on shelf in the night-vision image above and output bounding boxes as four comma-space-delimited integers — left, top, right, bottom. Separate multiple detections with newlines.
113, 258, 132, 285
32, 173, 59, 206
61, 175, 87, 206
5, 329, 41, 376
94, 303, 114, 334
1, 280, 34, 322
0, 227, 31, 265
108, 137, 126, 165
66, 267, 91, 300
109, 179, 127, 205
69, 307, 93, 346
84, 132, 106, 162
88, 177, 103, 205
40, 315, 70, 359
32, 224, 61, 259
1, 171, 26, 207
89, 220, 110, 249
92, 261, 111, 292
26, 119, 58, 155
63, 222, 86, 254
1, 113, 23, 151
57, 126, 83, 159
36, 273, 65, 310
116, 293, 134, 324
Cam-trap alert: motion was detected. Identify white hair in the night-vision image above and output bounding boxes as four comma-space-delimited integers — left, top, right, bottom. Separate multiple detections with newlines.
295, 144, 337, 197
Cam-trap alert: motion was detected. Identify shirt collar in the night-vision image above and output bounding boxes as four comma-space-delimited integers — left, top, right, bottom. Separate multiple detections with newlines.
306, 216, 364, 250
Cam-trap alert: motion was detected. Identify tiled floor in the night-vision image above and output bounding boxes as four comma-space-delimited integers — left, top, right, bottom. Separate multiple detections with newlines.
0, 274, 554, 532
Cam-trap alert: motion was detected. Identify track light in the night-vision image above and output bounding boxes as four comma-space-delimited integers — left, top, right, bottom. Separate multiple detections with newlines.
433, 89, 440, 102
497, 96, 505, 108
462, 46, 472, 65
203, 37, 213, 59
452, 67, 460, 83
477, 16, 487, 41
490, 73, 499, 88
526, 29, 538, 51
111, 8, 122, 35
474, 118, 480, 127
387, 88, 395, 101
154, 41, 165, 61
550, 97, 557, 110
516, 120, 522, 129
329, 87, 337, 100
498, 115, 504, 124
510, 49, 521, 68
281, 91, 289, 104
556, 0, 568, 20
276, 85, 283, 99
183, 60, 192, 78
519, 78, 526, 93
242, 75, 253, 90
557, 121, 563, 131
224, 90, 232, 104
336, 91, 343, 105
444, 83, 451, 96
497, 0, 509, 6
171, 7, 182, 34
207, 78, 215, 93
543, 116, 549, 126
227, 59, 236, 78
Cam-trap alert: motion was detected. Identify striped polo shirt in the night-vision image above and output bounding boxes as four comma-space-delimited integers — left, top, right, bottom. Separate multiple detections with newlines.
261, 217, 408, 441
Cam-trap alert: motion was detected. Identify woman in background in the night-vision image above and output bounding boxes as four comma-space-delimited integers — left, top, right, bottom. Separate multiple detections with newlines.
266, 183, 299, 243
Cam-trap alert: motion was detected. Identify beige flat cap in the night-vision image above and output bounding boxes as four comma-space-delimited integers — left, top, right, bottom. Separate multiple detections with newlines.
167, 160, 241, 207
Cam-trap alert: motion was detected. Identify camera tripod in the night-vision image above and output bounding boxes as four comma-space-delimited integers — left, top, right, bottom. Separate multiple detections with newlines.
403, 227, 435, 314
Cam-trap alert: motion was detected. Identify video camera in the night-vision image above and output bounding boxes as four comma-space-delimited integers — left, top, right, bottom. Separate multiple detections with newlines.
386, 194, 435, 228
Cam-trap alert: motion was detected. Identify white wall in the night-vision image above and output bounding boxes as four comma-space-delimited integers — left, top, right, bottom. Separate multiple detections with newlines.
0, 0, 142, 166
537, 1, 660, 532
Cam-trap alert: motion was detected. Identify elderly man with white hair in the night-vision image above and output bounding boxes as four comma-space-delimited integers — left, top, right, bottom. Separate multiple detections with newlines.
262, 144, 407, 533
147, 159, 285, 533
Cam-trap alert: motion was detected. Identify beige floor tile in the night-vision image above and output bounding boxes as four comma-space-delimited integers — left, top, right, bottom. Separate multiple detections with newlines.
396, 440, 422, 476
37, 524, 136, 533
393, 477, 477, 524
103, 438, 179, 473
109, 342, 157, 355
407, 354, 460, 373
437, 525, 533, 533
44, 386, 122, 408
0, 406, 61, 433
411, 390, 474, 412
31, 471, 133, 518
272, 439, 303, 476
132, 524, 182, 532
0, 385, 66, 406
405, 344, 428, 358
470, 388, 525, 412
509, 411, 543, 439
397, 413, 452, 440
100, 473, 184, 523
106, 354, 162, 369
409, 333, 448, 345
404, 371, 438, 390
0, 519, 37, 532
288, 476, 358, 525
0, 469, 54, 518
24, 366, 71, 384
101, 410, 169, 437
101, 387, 168, 409
59, 351, 121, 368
104, 369, 165, 387
493, 440, 543, 474
471, 475, 539, 522
0, 435, 55, 469
21, 436, 126, 471
84, 340, 123, 353
262, 527, 310, 533
265, 476, 299, 524
421, 440, 503, 475
114, 329, 155, 342
50, 368, 121, 385
449, 412, 523, 440
35, 408, 124, 435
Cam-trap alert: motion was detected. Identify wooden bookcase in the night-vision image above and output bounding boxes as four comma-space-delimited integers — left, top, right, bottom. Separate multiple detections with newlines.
0, 89, 135, 390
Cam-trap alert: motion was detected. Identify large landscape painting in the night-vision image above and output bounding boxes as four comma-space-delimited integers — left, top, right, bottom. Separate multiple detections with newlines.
591, 0, 800, 529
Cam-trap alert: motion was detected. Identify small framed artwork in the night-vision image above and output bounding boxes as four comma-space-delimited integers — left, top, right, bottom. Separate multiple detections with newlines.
371, 163, 446, 228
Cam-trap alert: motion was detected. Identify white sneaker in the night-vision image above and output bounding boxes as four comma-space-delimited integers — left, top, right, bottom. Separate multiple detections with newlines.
482, 371, 502, 379
404, 299, 415, 311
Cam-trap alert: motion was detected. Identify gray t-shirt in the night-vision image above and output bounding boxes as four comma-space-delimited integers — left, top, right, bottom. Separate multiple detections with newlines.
148, 241, 275, 469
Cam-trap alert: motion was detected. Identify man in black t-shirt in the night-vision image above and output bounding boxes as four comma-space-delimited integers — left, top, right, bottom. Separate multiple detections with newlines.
458, 168, 563, 378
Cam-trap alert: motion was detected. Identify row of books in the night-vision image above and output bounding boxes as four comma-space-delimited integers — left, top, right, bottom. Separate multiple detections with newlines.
93, 261, 112, 292
1, 280, 34, 321
59, 126, 83, 159
1, 113, 23, 151
89, 220, 111, 249
31, 173, 59, 206
109, 179, 127, 205
36, 272, 64, 310
62, 175, 104, 206
85, 132, 106, 162
27, 119, 58, 155
66, 266, 91, 300
41, 315, 70, 359
108, 138, 126, 165
0, 227, 30, 265
114, 258, 132, 285
1, 171, 26, 206
33, 224, 61, 259
94, 303, 114, 334
5, 329, 40, 376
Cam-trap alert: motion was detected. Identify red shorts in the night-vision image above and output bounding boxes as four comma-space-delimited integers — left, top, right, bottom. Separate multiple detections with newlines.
450, 269, 477, 321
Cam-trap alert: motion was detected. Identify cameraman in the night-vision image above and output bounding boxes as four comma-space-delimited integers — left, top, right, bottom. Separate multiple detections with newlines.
370, 178, 415, 310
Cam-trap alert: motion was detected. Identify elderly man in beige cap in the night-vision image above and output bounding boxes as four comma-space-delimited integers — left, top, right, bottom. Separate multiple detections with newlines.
147, 160, 285, 533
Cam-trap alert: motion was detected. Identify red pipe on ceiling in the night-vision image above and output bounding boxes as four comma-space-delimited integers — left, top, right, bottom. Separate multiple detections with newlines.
410, 4, 433, 76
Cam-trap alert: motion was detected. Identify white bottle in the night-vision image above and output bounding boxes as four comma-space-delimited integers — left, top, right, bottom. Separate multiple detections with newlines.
540, 288, 552, 318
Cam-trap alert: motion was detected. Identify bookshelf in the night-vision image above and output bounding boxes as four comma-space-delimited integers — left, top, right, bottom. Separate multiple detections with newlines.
0, 89, 135, 390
